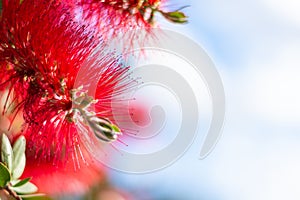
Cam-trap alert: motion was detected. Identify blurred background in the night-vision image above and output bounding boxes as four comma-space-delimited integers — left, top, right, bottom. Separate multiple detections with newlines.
104, 1, 300, 200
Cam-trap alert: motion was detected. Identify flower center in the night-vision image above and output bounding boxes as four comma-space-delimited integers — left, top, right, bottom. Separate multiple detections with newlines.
68, 89, 122, 143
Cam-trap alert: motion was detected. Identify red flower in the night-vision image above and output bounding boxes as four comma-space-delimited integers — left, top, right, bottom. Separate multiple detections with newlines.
71, 0, 163, 31
64, 0, 188, 53
65, 0, 180, 51
0, 0, 135, 195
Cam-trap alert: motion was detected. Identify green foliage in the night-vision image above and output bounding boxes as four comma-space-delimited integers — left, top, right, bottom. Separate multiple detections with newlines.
12, 136, 26, 179
1, 133, 13, 171
20, 194, 51, 200
13, 177, 31, 187
11, 181, 38, 194
0, 162, 11, 187
0, 133, 45, 199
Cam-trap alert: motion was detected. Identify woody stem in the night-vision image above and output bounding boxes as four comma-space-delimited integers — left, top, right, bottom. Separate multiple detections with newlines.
1, 185, 22, 200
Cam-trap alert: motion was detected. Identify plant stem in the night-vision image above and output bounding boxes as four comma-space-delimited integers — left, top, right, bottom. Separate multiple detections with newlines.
1, 186, 22, 200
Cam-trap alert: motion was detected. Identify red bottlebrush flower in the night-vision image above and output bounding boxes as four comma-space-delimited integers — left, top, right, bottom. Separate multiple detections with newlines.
67, 0, 158, 29
78, 0, 163, 28
0, 0, 136, 195
66, 0, 188, 50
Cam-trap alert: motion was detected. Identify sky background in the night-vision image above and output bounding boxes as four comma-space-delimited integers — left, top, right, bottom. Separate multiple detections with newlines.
107, 1, 300, 200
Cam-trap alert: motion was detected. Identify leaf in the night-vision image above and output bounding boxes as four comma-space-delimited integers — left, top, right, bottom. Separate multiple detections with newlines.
12, 182, 38, 194
0, 162, 11, 187
1, 133, 13, 171
11, 153, 26, 180
12, 136, 26, 179
13, 177, 31, 187
20, 194, 51, 200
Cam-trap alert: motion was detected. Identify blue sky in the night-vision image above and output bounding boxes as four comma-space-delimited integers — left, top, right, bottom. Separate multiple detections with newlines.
108, 1, 300, 200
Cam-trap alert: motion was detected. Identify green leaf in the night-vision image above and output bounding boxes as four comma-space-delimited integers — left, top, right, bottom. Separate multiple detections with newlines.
1, 133, 13, 171
11, 153, 25, 180
13, 177, 31, 187
20, 194, 51, 200
12, 136, 26, 179
12, 181, 38, 194
0, 162, 11, 187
